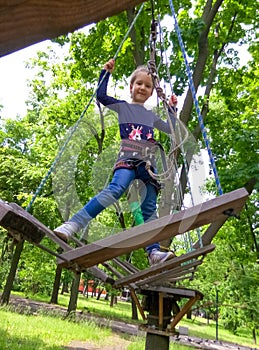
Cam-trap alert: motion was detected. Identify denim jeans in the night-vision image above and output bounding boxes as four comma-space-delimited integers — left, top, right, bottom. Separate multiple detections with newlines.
70, 163, 160, 253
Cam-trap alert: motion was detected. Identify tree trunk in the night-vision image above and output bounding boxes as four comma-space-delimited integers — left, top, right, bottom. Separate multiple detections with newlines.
252, 327, 257, 345
1, 240, 24, 305
187, 309, 192, 319
180, 0, 224, 126
110, 294, 115, 307
126, 8, 145, 66
96, 288, 104, 300
61, 281, 69, 294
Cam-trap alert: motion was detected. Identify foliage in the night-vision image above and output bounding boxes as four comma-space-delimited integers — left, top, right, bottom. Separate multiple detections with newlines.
0, 0, 258, 338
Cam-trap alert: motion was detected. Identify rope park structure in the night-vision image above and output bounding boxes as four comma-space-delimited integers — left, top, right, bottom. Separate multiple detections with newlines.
0, 1, 249, 349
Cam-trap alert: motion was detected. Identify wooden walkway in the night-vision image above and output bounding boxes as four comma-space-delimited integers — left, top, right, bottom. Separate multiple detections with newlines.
56, 188, 248, 270
0, 187, 248, 288
0, 188, 248, 274
0, 188, 249, 335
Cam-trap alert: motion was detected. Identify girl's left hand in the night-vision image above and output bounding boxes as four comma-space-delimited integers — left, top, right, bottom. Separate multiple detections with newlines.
169, 94, 178, 106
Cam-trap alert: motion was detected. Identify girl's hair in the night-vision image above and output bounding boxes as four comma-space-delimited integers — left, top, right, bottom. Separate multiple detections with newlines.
130, 65, 153, 86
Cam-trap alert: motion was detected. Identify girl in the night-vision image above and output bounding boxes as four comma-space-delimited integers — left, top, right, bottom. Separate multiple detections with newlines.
54, 59, 177, 265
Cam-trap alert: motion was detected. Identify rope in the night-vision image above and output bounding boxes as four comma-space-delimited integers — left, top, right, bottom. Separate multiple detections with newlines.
26, 3, 145, 212
168, 0, 223, 196
149, 11, 203, 249
146, 25, 190, 182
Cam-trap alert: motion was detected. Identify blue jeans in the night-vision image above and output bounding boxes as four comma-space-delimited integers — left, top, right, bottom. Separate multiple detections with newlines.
70, 163, 160, 254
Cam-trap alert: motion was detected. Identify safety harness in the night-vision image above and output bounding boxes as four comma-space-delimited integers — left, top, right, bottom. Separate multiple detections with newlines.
113, 139, 167, 193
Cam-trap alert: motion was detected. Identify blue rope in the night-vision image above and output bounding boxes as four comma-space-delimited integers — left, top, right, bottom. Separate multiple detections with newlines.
168, 0, 223, 196
26, 3, 145, 212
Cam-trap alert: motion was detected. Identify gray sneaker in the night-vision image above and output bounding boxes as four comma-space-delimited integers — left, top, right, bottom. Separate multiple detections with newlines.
148, 249, 174, 265
54, 221, 79, 242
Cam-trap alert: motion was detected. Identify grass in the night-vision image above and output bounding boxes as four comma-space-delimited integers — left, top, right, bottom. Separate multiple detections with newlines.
0, 306, 190, 350
0, 306, 111, 350
2, 291, 258, 349
180, 316, 258, 347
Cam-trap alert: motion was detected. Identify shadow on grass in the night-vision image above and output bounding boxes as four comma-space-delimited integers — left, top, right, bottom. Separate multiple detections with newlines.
0, 329, 62, 350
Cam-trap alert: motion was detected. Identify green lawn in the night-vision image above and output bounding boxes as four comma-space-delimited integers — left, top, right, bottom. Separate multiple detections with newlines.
0, 307, 111, 350
1, 291, 258, 350
0, 306, 189, 350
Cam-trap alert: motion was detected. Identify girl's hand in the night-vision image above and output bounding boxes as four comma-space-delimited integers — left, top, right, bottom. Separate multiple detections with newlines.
104, 59, 115, 73
169, 94, 178, 106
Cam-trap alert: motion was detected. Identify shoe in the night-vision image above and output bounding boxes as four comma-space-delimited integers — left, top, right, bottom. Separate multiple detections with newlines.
54, 221, 79, 242
148, 249, 175, 266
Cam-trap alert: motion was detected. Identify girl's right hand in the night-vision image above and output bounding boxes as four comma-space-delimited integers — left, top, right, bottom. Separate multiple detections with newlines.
104, 59, 115, 73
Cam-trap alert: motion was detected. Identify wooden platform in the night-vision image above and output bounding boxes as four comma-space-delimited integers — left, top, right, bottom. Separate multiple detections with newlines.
0, 187, 248, 280
57, 188, 248, 270
0, 188, 249, 331
0, 0, 146, 57
140, 286, 204, 333
113, 244, 215, 288
0, 200, 71, 252
0, 201, 46, 244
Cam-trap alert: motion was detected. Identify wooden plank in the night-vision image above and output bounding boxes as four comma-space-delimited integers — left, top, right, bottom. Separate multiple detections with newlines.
170, 295, 201, 329
193, 186, 248, 249
0, 200, 71, 251
113, 244, 215, 288
58, 188, 248, 269
135, 260, 202, 287
0, 0, 146, 57
140, 286, 203, 299
0, 201, 45, 244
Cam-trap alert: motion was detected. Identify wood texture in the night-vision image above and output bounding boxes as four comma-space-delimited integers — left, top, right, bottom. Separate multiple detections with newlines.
57, 188, 248, 269
113, 244, 215, 287
0, 0, 146, 57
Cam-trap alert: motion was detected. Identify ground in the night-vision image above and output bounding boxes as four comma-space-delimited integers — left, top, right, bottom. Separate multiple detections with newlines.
65, 335, 132, 350
7, 295, 258, 350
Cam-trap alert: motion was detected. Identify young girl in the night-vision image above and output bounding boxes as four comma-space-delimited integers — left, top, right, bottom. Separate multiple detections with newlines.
54, 59, 178, 265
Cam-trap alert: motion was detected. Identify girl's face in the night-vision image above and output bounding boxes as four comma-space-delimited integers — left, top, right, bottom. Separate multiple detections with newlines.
130, 71, 153, 104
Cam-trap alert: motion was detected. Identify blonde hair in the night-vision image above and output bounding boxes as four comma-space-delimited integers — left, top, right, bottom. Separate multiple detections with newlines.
130, 66, 153, 87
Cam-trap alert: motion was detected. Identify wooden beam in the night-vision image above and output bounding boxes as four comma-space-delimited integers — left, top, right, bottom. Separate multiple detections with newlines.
141, 286, 203, 299
135, 259, 202, 287
193, 217, 227, 249
57, 188, 248, 269
170, 295, 202, 329
113, 244, 215, 287
0, 0, 146, 57
130, 288, 147, 320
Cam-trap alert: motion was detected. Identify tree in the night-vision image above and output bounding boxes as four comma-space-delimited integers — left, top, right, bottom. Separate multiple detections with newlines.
0, 1, 257, 335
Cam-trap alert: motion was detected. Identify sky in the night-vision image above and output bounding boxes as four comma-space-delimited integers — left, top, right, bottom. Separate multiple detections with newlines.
0, 40, 64, 120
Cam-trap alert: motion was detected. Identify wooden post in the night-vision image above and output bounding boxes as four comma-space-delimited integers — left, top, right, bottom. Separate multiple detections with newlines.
67, 271, 81, 315
145, 333, 169, 350
144, 291, 172, 350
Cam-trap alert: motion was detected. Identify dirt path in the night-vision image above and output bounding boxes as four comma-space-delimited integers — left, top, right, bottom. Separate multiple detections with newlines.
65, 335, 132, 350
